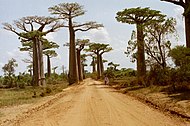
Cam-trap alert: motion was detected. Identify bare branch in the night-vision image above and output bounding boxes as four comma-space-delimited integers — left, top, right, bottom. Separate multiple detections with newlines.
74, 22, 103, 32
161, 0, 185, 8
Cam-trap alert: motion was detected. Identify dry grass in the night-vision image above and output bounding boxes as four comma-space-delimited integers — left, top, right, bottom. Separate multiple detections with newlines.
0, 82, 68, 108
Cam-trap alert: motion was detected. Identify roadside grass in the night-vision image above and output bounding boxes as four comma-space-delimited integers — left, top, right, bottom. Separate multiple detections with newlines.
0, 82, 68, 108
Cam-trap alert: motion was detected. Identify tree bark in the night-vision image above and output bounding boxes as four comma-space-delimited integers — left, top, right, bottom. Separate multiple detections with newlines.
96, 53, 101, 79
100, 55, 104, 75
185, 14, 190, 48
37, 39, 46, 87
32, 38, 39, 86
47, 55, 51, 78
137, 24, 146, 78
77, 49, 83, 81
92, 57, 96, 73
68, 18, 79, 84
82, 64, 85, 79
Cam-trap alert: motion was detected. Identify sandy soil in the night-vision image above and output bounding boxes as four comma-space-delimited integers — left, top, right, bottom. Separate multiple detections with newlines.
3, 78, 190, 126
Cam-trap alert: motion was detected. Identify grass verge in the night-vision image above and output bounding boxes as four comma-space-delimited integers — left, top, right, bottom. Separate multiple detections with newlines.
0, 82, 68, 108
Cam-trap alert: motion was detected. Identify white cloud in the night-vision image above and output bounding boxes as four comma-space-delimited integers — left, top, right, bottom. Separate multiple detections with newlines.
82, 28, 111, 43
45, 32, 57, 42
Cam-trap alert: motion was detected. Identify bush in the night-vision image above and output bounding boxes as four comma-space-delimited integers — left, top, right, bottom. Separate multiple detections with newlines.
46, 87, 52, 94
145, 65, 170, 86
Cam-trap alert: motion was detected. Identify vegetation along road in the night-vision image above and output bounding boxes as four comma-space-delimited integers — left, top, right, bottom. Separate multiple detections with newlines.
3, 78, 188, 126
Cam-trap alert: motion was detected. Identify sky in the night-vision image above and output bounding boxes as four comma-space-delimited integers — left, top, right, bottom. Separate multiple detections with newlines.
0, 0, 185, 76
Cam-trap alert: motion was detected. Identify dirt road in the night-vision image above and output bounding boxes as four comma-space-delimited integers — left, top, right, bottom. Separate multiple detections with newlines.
11, 78, 189, 126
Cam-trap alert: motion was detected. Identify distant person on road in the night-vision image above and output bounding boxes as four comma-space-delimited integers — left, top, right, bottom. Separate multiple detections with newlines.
104, 75, 109, 85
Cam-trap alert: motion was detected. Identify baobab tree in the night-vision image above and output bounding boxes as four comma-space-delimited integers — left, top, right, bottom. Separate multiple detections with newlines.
86, 43, 112, 79
20, 38, 59, 78
44, 50, 58, 78
81, 54, 88, 79
161, 0, 190, 48
108, 62, 120, 71
3, 16, 63, 86
116, 7, 165, 79
76, 39, 90, 81
126, 17, 177, 69
88, 54, 97, 73
64, 39, 90, 81
49, 2, 103, 84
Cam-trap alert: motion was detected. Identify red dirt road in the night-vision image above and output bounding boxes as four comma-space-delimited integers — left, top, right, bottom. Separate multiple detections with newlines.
8, 78, 189, 126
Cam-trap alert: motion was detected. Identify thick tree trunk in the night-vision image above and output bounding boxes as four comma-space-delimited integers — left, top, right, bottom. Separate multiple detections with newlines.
82, 64, 85, 79
136, 24, 146, 79
97, 53, 101, 79
32, 38, 39, 86
92, 57, 96, 73
185, 0, 190, 48
185, 15, 190, 48
38, 39, 46, 87
100, 55, 104, 75
68, 18, 79, 84
77, 49, 83, 81
47, 55, 51, 78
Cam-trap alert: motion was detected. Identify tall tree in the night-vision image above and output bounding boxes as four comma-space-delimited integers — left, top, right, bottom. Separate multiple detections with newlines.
3, 16, 63, 86
85, 43, 112, 79
49, 2, 103, 84
126, 17, 177, 69
116, 7, 165, 79
44, 50, 58, 78
88, 54, 97, 73
20, 39, 59, 78
161, 0, 190, 48
81, 54, 88, 79
76, 39, 89, 81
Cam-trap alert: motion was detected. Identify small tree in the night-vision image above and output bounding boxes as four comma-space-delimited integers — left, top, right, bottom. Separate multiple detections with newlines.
2, 58, 18, 87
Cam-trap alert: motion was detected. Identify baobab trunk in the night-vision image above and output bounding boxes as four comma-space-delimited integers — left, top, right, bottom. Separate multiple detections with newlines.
47, 55, 51, 78
100, 55, 104, 75
92, 57, 96, 73
77, 49, 83, 81
185, 15, 190, 48
97, 54, 101, 79
32, 38, 39, 86
136, 24, 146, 79
37, 39, 46, 87
68, 18, 79, 84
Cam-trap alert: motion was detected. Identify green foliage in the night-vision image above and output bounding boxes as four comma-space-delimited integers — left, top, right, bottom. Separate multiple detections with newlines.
2, 58, 18, 77
85, 43, 113, 53
169, 45, 190, 67
145, 65, 170, 86
49, 2, 85, 18
46, 73, 67, 84
116, 7, 165, 25
16, 73, 32, 88
108, 62, 120, 71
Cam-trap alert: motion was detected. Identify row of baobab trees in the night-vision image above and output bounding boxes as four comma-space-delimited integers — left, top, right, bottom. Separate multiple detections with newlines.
3, 2, 112, 86
3, 1, 190, 86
